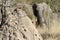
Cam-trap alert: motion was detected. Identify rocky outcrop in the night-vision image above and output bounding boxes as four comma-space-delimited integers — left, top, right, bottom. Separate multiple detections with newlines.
0, 7, 43, 40
32, 2, 52, 27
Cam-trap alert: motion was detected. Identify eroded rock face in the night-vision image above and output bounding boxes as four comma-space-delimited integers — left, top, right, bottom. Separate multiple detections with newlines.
1, 7, 43, 40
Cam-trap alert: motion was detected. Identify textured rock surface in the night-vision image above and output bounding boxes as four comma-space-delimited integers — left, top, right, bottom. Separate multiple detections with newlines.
0, 2, 60, 40
0, 7, 43, 40
17, 3, 36, 25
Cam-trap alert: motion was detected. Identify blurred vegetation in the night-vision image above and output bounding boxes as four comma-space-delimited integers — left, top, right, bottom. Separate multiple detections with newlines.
0, 0, 59, 13
14, 0, 60, 13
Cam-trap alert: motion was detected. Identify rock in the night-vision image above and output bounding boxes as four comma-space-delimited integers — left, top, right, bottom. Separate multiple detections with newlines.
17, 3, 36, 25
32, 2, 52, 27
1, 7, 43, 40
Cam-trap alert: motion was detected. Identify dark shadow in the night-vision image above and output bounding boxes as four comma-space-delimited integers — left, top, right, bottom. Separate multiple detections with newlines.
0, 7, 6, 27
32, 3, 43, 26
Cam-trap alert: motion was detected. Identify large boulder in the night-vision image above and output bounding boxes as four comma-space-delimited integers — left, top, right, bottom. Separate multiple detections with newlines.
0, 7, 43, 40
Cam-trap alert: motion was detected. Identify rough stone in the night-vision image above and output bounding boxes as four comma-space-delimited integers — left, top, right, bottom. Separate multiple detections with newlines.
17, 3, 36, 25
0, 7, 43, 40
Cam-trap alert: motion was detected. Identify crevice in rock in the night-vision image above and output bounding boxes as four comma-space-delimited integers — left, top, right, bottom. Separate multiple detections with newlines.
21, 32, 27, 39
35, 34, 37, 36
24, 29, 26, 32
0, 6, 6, 28
32, 3, 43, 27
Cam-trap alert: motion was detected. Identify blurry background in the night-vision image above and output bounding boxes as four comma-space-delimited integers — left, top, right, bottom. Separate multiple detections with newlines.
0, 0, 60, 40
14, 0, 60, 13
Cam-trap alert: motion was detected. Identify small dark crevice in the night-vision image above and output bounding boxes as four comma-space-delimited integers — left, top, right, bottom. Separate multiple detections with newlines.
9, 35, 11, 40
32, 21, 34, 23
4, 23, 8, 25
0, 7, 6, 28
13, 32, 17, 37
18, 7, 21, 9
35, 34, 37, 36
21, 32, 27, 39
15, 22, 17, 25
4, 23, 11, 27
14, 8, 20, 16
23, 34, 26, 39
11, 13, 14, 15
9, 31, 11, 40
24, 29, 26, 32
14, 8, 17, 13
